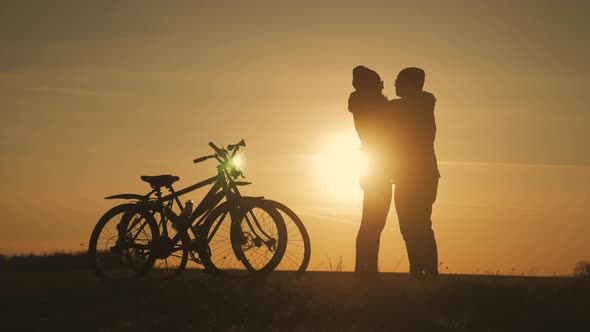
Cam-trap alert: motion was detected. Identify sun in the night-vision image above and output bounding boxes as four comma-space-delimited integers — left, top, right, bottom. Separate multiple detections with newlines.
314, 132, 369, 200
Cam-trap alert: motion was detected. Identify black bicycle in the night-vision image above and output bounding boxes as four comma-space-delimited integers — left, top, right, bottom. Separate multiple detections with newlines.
88, 140, 310, 282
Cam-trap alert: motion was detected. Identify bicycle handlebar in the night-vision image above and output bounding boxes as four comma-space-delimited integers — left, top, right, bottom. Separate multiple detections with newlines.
193, 155, 215, 164
208, 139, 246, 158
208, 142, 223, 154
196, 139, 246, 164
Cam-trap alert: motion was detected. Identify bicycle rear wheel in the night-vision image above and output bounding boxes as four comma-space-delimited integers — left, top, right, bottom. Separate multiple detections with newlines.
150, 208, 190, 280
201, 200, 287, 277
88, 204, 158, 282
263, 200, 311, 276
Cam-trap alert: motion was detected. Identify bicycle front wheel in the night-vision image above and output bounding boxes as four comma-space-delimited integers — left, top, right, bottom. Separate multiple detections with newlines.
88, 204, 159, 282
263, 200, 311, 276
201, 200, 287, 277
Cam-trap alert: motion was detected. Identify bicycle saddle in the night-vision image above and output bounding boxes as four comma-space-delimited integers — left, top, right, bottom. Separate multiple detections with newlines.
140, 175, 180, 188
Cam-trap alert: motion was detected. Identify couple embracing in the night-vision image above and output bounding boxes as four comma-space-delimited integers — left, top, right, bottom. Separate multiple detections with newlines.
348, 66, 440, 279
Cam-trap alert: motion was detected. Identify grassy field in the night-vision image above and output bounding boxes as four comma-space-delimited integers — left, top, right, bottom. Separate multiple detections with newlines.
1, 270, 589, 331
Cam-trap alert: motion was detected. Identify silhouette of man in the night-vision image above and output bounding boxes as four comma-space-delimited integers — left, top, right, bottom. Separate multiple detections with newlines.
348, 66, 393, 275
391, 67, 440, 279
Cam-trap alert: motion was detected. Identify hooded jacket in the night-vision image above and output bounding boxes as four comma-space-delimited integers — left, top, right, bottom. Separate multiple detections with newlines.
390, 91, 440, 182
348, 91, 389, 150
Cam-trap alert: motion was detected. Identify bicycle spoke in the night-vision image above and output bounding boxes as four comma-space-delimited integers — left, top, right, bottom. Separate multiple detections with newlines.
89, 205, 158, 282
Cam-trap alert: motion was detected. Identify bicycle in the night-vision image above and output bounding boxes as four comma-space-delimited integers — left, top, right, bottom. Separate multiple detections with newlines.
89, 140, 293, 282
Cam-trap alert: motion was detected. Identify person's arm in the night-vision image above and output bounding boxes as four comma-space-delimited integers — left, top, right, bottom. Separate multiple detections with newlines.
408, 91, 437, 150
352, 112, 374, 146
350, 93, 385, 148
348, 91, 365, 113
386, 98, 405, 130
348, 92, 365, 141
418, 91, 436, 114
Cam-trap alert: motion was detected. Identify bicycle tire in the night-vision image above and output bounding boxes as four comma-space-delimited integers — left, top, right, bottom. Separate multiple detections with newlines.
263, 199, 311, 276
88, 203, 159, 282
100, 203, 191, 280
199, 199, 287, 277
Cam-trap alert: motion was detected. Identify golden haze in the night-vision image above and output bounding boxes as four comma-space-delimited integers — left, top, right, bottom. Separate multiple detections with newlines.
1, 1, 589, 275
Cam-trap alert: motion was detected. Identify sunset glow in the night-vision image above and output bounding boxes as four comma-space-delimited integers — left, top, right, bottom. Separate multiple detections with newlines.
1, 1, 589, 276
313, 133, 368, 199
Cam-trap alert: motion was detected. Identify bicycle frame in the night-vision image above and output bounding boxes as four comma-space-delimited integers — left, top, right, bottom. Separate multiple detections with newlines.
143, 170, 239, 245
129, 155, 271, 253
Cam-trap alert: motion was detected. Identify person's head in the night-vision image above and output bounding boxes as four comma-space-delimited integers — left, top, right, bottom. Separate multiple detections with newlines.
395, 67, 425, 97
352, 65, 383, 92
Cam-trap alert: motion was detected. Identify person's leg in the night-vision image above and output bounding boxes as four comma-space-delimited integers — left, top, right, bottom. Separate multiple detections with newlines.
396, 178, 439, 279
355, 196, 371, 273
366, 180, 392, 272
418, 179, 438, 278
395, 183, 423, 277
356, 176, 392, 274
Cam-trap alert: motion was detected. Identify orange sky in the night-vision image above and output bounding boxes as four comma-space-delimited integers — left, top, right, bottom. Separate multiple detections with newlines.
1, 1, 589, 275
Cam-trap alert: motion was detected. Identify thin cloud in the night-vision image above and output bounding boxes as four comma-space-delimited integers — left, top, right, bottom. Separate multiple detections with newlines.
439, 161, 590, 170
292, 155, 590, 170
299, 212, 358, 226
288, 153, 323, 161
25, 87, 112, 97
